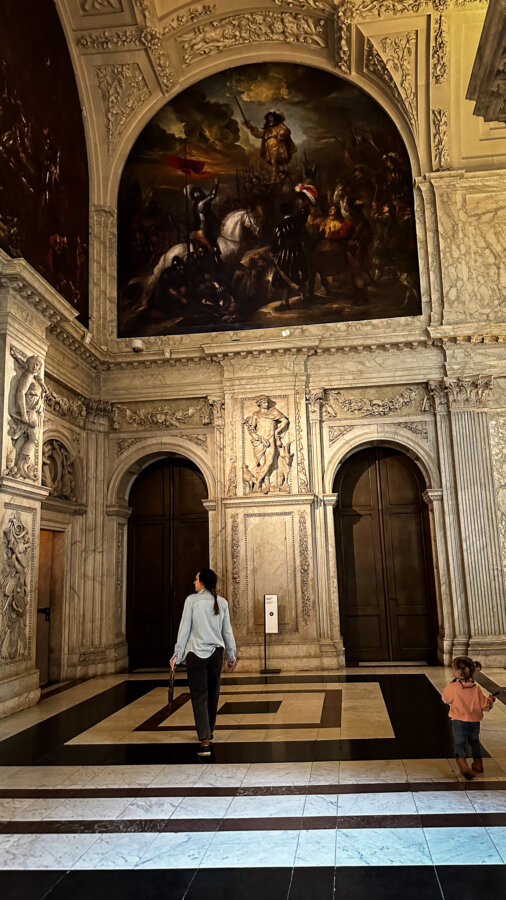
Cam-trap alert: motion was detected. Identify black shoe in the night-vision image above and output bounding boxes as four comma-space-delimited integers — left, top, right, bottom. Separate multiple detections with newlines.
198, 739, 212, 757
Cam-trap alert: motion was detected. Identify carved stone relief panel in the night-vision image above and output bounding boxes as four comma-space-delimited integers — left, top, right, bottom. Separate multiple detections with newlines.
177, 12, 327, 65
242, 395, 293, 495
115, 522, 125, 638
365, 29, 418, 133
41, 440, 78, 502
4, 348, 46, 482
321, 385, 420, 419
111, 398, 212, 430
0, 506, 35, 664
243, 510, 298, 635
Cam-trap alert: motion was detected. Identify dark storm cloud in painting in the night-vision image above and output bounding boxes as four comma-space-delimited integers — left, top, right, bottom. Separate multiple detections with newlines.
118, 63, 421, 338
0, 0, 89, 324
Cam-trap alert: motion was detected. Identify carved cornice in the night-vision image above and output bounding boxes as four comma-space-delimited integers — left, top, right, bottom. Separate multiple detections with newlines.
0, 251, 79, 328
80, 0, 124, 12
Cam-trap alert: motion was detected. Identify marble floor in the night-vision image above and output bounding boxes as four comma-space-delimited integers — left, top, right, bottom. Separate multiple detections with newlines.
0, 666, 506, 898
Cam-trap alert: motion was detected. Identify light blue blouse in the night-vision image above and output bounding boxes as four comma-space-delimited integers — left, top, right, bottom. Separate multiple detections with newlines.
173, 588, 236, 664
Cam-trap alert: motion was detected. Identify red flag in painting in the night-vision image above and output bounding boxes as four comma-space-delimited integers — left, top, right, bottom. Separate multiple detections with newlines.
165, 155, 213, 177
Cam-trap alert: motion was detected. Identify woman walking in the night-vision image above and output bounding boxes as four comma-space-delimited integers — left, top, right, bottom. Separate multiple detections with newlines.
170, 568, 236, 757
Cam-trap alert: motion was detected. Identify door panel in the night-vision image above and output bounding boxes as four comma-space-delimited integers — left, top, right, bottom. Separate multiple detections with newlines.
334, 447, 437, 663
126, 457, 208, 670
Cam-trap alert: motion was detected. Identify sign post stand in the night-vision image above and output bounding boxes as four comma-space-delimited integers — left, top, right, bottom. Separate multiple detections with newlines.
260, 594, 281, 674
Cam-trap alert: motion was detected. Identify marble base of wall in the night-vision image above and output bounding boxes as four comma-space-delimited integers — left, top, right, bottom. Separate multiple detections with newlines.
467, 636, 506, 668
0, 669, 40, 720
66, 642, 128, 679
235, 641, 342, 672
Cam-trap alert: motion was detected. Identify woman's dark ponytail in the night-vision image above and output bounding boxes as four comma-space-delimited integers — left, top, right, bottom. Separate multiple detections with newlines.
198, 567, 219, 615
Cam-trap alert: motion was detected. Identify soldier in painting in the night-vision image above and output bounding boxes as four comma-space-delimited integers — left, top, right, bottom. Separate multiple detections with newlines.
244, 110, 296, 183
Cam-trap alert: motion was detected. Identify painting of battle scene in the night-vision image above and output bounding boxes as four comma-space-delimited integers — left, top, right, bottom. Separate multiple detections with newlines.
118, 63, 421, 337
0, 0, 89, 324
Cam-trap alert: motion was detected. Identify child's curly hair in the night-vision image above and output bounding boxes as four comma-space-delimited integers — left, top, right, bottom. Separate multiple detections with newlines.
452, 656, 482, 682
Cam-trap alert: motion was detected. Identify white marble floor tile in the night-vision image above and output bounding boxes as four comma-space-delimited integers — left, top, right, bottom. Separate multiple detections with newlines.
241, 763, 311, 787
486, 826, 506, 862
193, 764, 250, 787
267, 728, 320, 742
0, 768, 21, 785
413, 791, 475, 814
0, 833, 100, 869
225, 794, 305, 819
337, 791, 417, 817
149, 765, 206, 787
309, 762, 340, 785
468, 790, 506, 813
403, 759, 457, 782
85, 764, 165, 788
172, 795, 233, 819
201, 829, 299, 868
119, 797, 182, 819
45, 798, 132, 820
303, 794, 338, 817
73, 832, 159, 869
59, 766, 107, 787
9, 799, 63, 820
338, 760, 407, 784
135, 831, 215, 869
2, 766, 79, 788
226, 729, 267, 743
294, 829, 336, 866
0, 799, 34, 820
424, 827, 502, 865
335, 827, 431, 866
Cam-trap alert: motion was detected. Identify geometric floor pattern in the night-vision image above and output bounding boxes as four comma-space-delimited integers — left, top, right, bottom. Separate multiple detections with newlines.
0, 666, 506, 898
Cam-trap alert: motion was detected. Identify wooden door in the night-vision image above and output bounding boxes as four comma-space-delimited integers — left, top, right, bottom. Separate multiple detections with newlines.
334, 447, 437, 663
126, 456, 209, 670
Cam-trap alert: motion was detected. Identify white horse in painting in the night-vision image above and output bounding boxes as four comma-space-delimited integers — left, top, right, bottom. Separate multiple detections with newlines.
137, 208, 260, 306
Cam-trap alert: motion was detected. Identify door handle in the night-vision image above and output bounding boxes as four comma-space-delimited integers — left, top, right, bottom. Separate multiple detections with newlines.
37, 607, 50, 622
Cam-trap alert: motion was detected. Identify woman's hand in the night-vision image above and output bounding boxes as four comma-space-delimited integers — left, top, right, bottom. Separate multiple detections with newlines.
170, 655, 177, 670
227, 657, 236, 670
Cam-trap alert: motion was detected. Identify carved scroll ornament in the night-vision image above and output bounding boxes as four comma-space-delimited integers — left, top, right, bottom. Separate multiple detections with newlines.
0, 512, 31, 661
323, 387, 416, 418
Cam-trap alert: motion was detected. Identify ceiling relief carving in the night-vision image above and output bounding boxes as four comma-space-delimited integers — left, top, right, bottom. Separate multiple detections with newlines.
367, 31, 418, 132
431, 108, 450, 170
177, 12, 327, 65
80, 0, 123, 13
96, 63, 151, 152
364, 37, 413, 131
77, 0, 176, 94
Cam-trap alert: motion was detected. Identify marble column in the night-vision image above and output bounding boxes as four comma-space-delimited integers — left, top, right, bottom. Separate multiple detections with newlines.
422, 488, 454, 663
446, 377, 506, 660
424, 381, 469, 655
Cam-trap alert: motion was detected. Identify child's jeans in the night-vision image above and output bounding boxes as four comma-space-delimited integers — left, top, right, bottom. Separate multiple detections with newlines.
451, 719, 481, 758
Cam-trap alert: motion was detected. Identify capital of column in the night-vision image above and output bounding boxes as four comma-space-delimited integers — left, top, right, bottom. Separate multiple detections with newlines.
306, 388, 326, 422
423, 376, 493, 413
422, 488, 443, 507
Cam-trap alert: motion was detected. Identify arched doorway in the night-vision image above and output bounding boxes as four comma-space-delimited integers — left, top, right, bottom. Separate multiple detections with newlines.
333, 446, 437, 664
126, 455, 209, 670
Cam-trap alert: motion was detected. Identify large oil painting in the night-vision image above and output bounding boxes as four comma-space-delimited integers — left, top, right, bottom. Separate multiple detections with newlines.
118, 63, 421, 337
0, 0, 89, 324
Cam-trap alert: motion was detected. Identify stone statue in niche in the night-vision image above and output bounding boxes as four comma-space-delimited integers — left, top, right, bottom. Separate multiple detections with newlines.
5, 350, 46, 481
243, 395, 292, 493
41, 440, 76, 502
0, 511, 31, 660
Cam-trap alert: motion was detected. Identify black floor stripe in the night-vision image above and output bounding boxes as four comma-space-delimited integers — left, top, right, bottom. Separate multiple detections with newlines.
1, 811, 506, 833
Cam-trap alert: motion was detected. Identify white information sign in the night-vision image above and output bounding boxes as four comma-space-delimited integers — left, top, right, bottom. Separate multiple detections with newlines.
264, 594, 279, 634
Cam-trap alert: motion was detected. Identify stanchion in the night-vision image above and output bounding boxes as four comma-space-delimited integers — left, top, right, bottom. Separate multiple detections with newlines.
260, 593, 281, 674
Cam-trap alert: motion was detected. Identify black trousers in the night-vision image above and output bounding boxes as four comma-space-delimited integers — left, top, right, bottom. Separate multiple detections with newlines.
185, 647, 223, 741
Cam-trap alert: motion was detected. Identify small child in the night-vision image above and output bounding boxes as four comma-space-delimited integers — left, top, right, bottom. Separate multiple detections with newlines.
442, 656, 495, 780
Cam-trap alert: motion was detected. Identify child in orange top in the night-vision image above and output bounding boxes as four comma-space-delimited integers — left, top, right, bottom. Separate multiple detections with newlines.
442, 656, 495, 780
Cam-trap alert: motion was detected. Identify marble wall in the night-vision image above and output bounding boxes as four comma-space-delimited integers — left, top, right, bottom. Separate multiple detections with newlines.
0, 0, 505, 715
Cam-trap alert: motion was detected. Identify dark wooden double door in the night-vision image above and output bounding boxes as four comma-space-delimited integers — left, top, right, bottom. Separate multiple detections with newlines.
126, 456, 209, 670
334, 447, 437, 664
